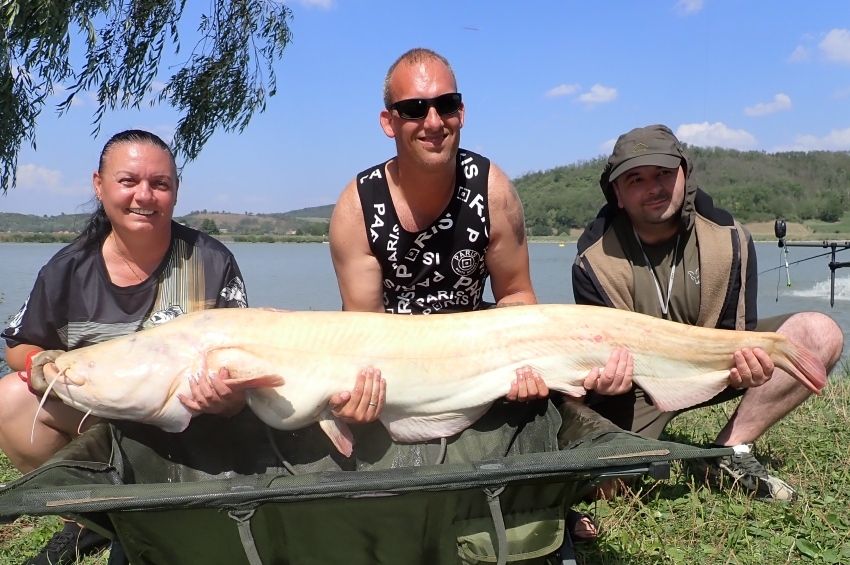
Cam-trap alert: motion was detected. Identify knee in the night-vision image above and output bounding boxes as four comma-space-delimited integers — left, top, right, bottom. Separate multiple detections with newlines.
780, 312, 844, 372
0, 372, 36, 422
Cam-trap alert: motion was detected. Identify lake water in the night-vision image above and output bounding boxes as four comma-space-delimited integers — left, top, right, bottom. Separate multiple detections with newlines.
2, 241, 849, 368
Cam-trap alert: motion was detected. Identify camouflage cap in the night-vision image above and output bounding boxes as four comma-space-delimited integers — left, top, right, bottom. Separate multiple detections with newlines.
606, 124, 684, 183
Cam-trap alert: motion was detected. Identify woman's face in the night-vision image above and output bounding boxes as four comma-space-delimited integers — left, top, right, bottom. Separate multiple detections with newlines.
93, 141, 178, 237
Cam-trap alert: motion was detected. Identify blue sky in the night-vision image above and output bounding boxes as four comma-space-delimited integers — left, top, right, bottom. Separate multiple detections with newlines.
2, 0, 849, 216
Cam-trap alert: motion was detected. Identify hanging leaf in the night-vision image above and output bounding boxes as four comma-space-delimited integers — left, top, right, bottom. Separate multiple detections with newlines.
0, 0, 293, 194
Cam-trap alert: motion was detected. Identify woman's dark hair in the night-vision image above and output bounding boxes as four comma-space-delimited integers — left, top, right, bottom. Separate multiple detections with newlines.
75, 130, 177, 248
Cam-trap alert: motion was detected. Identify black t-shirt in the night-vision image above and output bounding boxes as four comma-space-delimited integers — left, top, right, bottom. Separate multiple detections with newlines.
356, 149, 491, 314
3, 222, 247, 351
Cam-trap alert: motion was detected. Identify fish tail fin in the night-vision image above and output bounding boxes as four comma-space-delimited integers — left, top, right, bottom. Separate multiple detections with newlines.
319, 411, 354, 457
774, 338, 827, 394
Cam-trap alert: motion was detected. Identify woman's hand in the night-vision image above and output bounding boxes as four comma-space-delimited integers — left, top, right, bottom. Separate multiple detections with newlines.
328, 366, 386, 424
178, 367, 247, 417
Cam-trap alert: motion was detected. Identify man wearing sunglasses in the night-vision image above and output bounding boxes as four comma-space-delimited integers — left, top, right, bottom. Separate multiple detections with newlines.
328, 49, 609, 541
328, 49, 549, 420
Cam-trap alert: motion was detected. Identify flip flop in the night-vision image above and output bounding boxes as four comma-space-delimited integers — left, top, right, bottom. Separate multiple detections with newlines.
567, 508, 599, 543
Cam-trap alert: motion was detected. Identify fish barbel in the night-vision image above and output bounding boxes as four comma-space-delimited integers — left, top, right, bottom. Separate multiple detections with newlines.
29, 304, 826, 456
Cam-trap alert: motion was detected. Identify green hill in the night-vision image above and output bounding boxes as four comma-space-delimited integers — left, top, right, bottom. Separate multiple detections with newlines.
0, 209, 331, 241
3, 148, 849, 240
177, 210, 328, 237
516, 147, 850, 236
0, 212, 90, 233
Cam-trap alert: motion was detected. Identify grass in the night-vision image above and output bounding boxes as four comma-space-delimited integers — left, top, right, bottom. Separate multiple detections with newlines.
1, 378, 848, 564
575, 373, 850, 564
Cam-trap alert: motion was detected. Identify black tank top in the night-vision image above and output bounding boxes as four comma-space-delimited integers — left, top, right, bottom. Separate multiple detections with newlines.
357, 149, 491, 314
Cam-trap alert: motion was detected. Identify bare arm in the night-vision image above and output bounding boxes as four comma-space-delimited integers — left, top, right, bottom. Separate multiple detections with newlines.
485, 164, 537, 306
328, 180, 388, 424
329, 180, 385, 313
5, 343, 43, 372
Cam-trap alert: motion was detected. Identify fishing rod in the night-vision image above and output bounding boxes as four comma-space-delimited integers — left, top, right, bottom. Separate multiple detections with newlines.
772, 218, 850, 307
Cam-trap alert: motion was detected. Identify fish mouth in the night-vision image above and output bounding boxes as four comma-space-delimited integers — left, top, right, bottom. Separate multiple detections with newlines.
27, 350, 63, 392
27, 351, 87, 392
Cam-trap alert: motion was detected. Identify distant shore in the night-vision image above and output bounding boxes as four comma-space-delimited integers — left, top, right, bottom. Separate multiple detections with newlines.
0, 233, 330, 244
2, 220, 850, 245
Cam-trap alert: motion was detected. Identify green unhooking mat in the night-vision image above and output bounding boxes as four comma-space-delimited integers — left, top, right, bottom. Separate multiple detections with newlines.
0, 399, 729, 564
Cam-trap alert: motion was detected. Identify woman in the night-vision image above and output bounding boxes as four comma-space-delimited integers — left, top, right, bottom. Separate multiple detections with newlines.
0, 129, 249, 563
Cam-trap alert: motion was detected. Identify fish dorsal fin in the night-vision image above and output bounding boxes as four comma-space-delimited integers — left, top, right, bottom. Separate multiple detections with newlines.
634, 370, 730, 412
382, 406, 491, 443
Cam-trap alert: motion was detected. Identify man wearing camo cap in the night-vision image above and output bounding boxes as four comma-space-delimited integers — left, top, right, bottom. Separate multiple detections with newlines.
572, 124, 843, 501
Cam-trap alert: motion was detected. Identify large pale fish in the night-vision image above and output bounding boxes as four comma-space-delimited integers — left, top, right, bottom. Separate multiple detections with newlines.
29, 304, 826, 456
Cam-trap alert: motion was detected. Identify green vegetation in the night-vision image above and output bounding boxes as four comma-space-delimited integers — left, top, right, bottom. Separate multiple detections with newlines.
0, 213, 89, 233
2, 1, 292, 193
515, 148, 850, 237
199, 218, 220, 235
177, 210, 330, 238
4, 149, 850, 241
0, 210, 331, 240
1, 377, 848, 564
574, 374, 850, 564
0, 233, 76, 243
231, 234, 327, 243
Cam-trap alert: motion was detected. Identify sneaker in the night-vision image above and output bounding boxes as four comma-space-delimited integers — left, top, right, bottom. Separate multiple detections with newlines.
24, 521, 111, 565
693, 443, 796, 502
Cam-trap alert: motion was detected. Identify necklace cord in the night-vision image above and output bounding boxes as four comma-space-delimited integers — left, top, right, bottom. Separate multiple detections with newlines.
108, 233, 145, 283
634, 230, 680, 316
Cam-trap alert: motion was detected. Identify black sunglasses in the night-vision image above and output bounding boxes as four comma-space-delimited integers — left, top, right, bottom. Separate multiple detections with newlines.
388, 92, 463, 120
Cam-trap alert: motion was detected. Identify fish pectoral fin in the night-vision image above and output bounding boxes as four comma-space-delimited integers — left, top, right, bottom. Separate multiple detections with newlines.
225, 374, 285, 390
384, 410, 483, 443
318, 411, 354, 457
634, 370, 731, 412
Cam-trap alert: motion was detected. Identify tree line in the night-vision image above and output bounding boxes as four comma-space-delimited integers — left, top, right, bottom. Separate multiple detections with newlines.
517, 147, 850, 236
3, 148, 849, 238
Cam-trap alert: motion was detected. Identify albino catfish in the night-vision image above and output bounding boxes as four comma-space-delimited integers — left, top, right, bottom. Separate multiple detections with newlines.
28, 304, 827, 456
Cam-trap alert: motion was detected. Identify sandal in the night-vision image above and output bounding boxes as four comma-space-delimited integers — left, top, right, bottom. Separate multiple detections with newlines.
567, 508, 599, 543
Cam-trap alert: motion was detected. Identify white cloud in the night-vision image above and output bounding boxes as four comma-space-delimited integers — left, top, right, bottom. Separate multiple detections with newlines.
295, 0, 334, 9
675, 122, 757, 150
675, 0, 704, 15
833, 86, 850, 99
17, 164, 62, 189
819, 29, 850, 64
545, 84, 580, 98
744, 93, 792, 117
600, 137, 617, 154
578, 84, 617, 105
774, 127, 850, 152
788, 45, 810, 63
15, 164, 89, 196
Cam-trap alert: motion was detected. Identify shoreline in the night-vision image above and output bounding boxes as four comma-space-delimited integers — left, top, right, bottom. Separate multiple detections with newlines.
3, 220, 850, 245
3, 234, 850, 245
